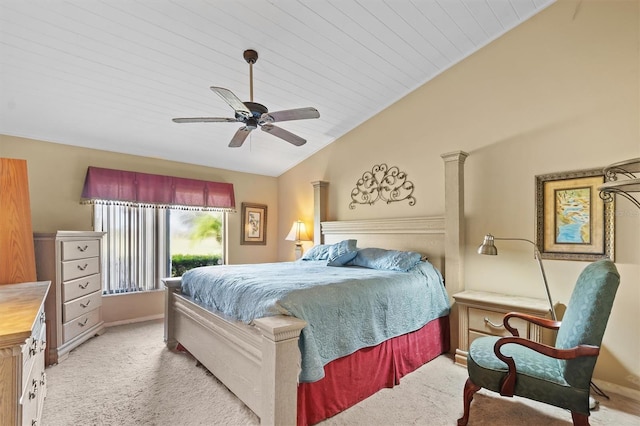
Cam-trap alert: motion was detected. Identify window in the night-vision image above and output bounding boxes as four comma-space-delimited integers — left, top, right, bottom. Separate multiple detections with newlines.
169, 210, 225, 277
81, 166, 235, 295
94, 205, 226, 295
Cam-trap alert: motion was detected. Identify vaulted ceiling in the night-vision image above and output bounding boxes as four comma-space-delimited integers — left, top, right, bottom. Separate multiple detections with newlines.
0, 0, 555, 176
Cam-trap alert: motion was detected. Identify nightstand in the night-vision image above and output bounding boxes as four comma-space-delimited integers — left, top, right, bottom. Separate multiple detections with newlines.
453, 290, 554, 366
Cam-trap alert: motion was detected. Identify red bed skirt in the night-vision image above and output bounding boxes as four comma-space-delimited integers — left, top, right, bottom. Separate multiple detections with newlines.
297, 315, 450, 426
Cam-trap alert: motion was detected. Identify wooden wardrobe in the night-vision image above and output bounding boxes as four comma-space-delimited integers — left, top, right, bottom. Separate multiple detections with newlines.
0, 157, 37, 284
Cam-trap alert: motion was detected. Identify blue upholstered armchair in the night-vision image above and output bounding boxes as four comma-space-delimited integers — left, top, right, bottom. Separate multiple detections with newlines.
458, 259, 620, 426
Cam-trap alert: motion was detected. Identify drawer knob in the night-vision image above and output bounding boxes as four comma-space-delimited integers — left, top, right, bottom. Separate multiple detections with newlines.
79, 282, 90, 289
77, 263, 89, 271
79, 318, 89, 327
80, 300, 91, 308
77, 244, 89, 252
484, 317, 504, 329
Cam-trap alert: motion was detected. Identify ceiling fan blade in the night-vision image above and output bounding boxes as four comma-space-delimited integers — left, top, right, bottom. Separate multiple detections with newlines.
172, 117, 237, 123
259, 107, 320, 124
228, 126, 253, 148
210, 87, 252, 119
260, 124, 306, 146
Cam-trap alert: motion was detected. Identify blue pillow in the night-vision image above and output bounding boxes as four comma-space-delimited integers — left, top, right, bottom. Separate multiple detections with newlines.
326, 239, 358, 266
348, 247, 422, 272
301, 244, 331, 261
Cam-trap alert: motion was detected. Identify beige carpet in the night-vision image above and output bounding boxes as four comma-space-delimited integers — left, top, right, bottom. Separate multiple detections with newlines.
42, 320, 640, 426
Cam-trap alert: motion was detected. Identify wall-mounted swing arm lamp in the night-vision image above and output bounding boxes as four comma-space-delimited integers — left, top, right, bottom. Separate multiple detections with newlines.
477, 234, 557, 320
286, 220, 311, 260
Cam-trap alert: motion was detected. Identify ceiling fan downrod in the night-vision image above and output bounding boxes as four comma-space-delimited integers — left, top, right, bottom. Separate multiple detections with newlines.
243, 49, 258, 102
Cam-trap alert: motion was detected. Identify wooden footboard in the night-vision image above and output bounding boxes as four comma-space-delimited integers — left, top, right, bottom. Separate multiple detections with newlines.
164, 277, 306, 425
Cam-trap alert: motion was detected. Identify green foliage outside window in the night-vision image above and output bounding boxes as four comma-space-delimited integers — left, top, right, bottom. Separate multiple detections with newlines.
170, 254, 222, 277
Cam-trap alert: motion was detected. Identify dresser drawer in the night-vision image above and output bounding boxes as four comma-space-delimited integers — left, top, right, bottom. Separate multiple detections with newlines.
61, 257, 100, 281
20, 344, 43, 426
21, 336, 37, 393
63, 291, 102, 323
21, 322, 46, 394
62, 274, 101, 302
30, 308, 46, 353
20, 381, 38, 426
468, 307, 528, 338
469, 330, 494, 349
63, 309, 101, 343
61, 239, 100, 261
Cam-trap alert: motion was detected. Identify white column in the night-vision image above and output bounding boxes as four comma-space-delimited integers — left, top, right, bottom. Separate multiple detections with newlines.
311, 181, 329, 245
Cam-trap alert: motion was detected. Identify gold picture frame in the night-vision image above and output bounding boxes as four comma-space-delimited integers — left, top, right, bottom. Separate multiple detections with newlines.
535, 168, 614, 261
241, 202, 267, 245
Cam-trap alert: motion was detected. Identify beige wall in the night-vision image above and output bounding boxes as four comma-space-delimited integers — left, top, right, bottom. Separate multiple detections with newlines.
0, 135, 280, 325
0, 134, 279, 265
278, 0, 640, 395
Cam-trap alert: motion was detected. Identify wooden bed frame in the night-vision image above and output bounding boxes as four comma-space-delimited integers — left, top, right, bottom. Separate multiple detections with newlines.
163, 151, 468, 425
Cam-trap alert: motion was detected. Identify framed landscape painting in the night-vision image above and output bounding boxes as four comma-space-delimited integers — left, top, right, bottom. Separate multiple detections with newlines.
535, 168, 614, 261
241, 202, 267, 245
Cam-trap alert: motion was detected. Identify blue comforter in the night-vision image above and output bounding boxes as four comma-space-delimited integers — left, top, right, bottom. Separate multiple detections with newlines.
181, 260, 450, 382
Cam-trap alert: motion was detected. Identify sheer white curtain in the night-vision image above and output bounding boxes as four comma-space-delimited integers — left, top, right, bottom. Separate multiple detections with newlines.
93, 203, 169, 294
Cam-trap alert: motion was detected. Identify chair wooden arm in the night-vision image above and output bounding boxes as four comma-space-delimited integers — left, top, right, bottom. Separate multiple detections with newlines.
493, 336, 600, 396
503, 311, 561, 337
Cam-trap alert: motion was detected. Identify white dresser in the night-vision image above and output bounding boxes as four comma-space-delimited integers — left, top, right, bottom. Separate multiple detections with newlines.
453, 290, 554, 366
33, 231, 106, 365
0, 281, 50, 426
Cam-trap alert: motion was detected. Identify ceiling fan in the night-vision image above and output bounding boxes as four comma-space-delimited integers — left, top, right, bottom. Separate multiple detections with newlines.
173, 49, 320, 148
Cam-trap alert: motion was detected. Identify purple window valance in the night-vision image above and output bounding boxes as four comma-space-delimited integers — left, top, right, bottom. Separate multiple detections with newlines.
81, 166, 235, 211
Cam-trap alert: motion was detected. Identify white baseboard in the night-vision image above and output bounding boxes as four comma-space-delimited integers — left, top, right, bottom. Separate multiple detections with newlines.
592, 378, 640, 402
104, 314, 164, 328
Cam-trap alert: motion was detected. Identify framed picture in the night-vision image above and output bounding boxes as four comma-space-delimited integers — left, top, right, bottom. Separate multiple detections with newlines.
241, 202, 267, 245
535, 168, 614, 261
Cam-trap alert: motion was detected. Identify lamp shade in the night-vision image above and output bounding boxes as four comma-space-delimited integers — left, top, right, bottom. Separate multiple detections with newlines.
285, 220, 310, 243
477, 234, 498, 255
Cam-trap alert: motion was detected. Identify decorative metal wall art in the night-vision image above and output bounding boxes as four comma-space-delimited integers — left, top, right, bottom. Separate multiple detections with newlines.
349, 164, 416, 209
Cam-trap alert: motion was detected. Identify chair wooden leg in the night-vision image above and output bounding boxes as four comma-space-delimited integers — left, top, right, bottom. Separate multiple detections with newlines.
457, 378, 481, 426
571, 411, 590, 426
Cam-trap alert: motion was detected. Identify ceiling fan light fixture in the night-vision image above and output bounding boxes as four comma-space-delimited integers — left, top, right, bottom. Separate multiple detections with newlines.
244, 118, 258, 130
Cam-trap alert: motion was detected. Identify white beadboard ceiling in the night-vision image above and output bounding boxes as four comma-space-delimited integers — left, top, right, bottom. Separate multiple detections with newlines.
0, 0, 555, 177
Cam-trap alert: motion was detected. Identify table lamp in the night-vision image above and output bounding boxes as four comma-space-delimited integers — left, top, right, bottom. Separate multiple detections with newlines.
477, 234, 557, 320
286, 220, 310, 260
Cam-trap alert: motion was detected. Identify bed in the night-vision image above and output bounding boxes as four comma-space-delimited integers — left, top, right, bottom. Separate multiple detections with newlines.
164, 151, 468, 425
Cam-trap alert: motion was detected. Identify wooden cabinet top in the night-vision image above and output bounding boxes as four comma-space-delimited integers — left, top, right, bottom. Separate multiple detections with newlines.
453, 290, 551, 314
0, 281, 50, 347
33, 231, 106, 240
